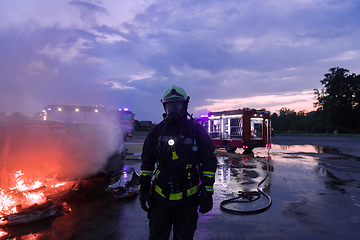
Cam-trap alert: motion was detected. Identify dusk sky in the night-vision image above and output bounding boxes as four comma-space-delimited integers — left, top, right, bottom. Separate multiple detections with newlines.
1, 0, 359, 123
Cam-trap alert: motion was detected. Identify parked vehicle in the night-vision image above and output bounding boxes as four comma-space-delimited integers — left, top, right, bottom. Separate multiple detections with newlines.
198, 108, 272, 152
42, 105, 135, 137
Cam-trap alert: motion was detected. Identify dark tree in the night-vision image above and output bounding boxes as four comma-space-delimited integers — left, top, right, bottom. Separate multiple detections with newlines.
314, 67, 360, 132
274, 108, 295, 132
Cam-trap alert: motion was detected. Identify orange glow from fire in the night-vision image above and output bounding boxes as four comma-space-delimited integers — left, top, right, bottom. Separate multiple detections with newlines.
23, 191, 46, 206
0, 170, 72, 226
63, 202, 72, 212
0, 229, 7, 237
10, 170, 43, 191
0, 189, 17, 215
53, 182, 67, 188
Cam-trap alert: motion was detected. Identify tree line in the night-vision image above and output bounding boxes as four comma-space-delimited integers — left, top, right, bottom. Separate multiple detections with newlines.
271, 67, 360, 134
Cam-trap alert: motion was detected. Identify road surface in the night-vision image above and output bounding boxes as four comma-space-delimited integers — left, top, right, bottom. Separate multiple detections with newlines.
1, 134, 360, 239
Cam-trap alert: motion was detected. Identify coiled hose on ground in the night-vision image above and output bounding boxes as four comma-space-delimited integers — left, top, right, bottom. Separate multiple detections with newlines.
220, 150, 272, 214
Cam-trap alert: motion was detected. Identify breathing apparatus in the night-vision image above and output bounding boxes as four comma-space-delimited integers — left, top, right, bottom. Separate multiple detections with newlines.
159, 85, 197, 161
161, 85, 190, 124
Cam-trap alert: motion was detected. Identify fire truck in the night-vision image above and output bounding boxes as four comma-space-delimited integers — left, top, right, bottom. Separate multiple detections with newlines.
199, 108, 272, 152
42, 105, 135, 137
108, 108, 135, 137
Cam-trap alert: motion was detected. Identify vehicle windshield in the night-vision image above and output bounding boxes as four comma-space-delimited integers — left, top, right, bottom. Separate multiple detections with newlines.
123, 112, 132, 121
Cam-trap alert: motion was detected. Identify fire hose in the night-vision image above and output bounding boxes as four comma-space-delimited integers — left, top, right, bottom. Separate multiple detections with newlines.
220, 150, 272, 214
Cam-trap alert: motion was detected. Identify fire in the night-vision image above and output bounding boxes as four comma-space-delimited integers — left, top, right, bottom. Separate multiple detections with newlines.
0, 189, 17, 216
52, 182, 67, 188
62, 202, 72, 212
0, 170, 71, 225
23, 191, 46, 206
0, 229, 7, 237
10, 170, 43, 191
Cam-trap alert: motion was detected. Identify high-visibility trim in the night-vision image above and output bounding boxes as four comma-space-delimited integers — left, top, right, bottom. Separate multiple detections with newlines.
186, 164, 193, 169
202, 171, 215, 178
205, 186, 214, 192
140, 170, 153, 177
154, 169, 160, 179
172, 150, 179, 160
155, 184, 200, 200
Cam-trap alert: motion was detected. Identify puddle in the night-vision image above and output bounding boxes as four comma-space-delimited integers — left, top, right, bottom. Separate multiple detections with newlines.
277, 145, 322, 153
274, 143, 360, 162
214, 154, 272, 213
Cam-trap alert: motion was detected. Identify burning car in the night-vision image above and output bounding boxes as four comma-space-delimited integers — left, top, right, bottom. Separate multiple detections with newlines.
0, 112, 126, 227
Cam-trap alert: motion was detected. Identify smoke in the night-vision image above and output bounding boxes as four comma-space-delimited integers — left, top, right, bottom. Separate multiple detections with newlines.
58, 122, 126, 179
0, 113, 125, 188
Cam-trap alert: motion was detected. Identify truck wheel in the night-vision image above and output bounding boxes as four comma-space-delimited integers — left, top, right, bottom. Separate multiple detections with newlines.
225, 142, 237, 152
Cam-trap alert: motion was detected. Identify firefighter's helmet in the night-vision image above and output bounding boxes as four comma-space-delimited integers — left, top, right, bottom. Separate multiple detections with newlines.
161, 85, 189, 104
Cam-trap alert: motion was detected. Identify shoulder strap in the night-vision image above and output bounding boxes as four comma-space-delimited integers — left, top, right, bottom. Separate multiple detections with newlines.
155, 119, 169, 165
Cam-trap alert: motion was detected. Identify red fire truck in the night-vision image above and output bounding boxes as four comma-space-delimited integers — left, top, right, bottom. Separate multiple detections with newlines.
199, 108, 272, 152
42, 105, 135, 137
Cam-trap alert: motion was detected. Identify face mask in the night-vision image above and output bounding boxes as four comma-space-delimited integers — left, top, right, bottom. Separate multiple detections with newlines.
165, 101, 184, 123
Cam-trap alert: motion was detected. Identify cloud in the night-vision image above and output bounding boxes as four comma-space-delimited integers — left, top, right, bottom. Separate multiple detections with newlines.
69, 1, 108, 13
27, 61, 45, 75
69, 1, 108, 25
194, 90, 316, 114
107, 82, 135, 90
171, 65, 213, 78
321, 50, 360, 62
0, 0, 359, 124
40, 38, 92, 62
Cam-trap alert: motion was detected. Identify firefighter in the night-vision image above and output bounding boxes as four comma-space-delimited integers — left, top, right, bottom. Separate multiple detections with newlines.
139, 85, 217, 240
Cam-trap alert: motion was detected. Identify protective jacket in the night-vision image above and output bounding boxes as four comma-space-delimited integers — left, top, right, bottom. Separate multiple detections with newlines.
140, 118, 217, 206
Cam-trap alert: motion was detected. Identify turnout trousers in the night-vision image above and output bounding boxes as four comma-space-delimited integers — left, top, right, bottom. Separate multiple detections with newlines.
148, 194, 199, 240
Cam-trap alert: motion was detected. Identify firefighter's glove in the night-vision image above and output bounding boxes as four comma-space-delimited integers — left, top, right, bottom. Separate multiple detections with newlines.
199, 195, 213, 214
139, 188, 152, 212
139, 175, 152, 212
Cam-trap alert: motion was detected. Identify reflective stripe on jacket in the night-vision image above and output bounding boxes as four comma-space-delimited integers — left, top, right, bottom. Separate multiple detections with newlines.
154, 184, 200, 200
140, 118, 217, 203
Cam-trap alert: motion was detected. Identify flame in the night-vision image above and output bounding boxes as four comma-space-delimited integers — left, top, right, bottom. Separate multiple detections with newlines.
23, 191, 46, 206
0, 189, 17, 216
0, 170, 71, 226
9, 170, 43, 192
62, 202, 72, 212
52, 182, 67, 188
0, 229, 8, 237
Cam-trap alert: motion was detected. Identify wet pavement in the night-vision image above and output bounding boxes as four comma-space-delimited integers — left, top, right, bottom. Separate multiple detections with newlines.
1, 135, 360, 239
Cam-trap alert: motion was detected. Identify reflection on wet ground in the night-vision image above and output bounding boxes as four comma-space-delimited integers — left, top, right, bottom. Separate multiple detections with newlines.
216, 151, 274, 214
215, 152, 272, 214
267, 144, 360, 204
205, 143, 360, 239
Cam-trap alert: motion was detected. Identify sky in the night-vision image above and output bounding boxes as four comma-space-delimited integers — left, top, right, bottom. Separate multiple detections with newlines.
0, 0, 359, 123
